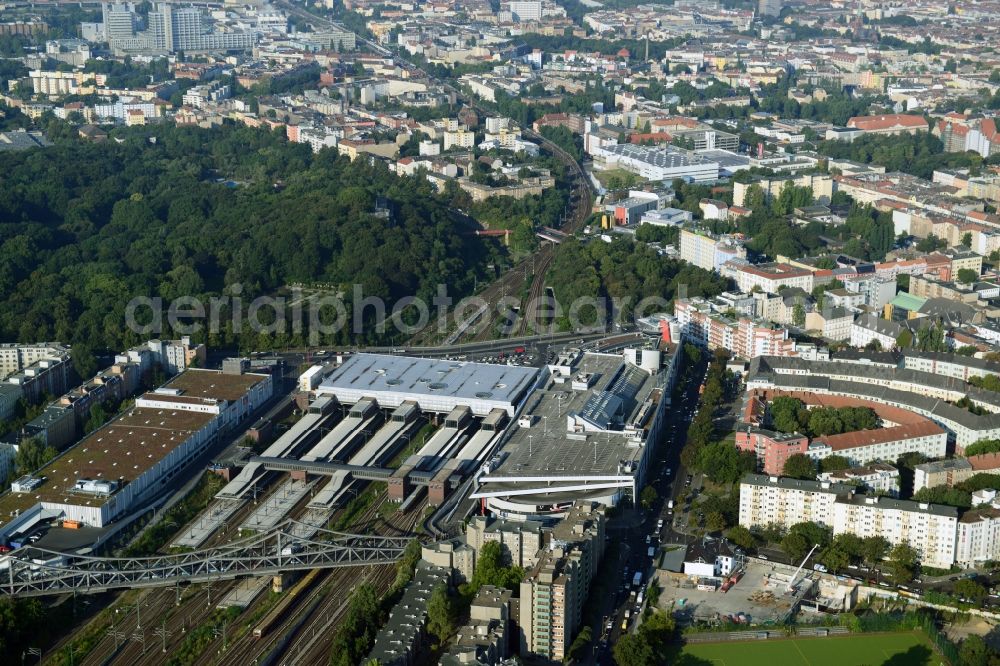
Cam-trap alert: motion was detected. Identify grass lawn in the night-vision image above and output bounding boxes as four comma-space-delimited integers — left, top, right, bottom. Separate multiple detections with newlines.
674, 631, 944, 666
592, 167, 647, 188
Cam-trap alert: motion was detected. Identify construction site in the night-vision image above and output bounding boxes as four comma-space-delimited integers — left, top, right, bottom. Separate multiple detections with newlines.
657, 558, 861, 628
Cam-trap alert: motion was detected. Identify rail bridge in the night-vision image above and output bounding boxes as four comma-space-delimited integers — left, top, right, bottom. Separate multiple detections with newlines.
1, 519, 413, 598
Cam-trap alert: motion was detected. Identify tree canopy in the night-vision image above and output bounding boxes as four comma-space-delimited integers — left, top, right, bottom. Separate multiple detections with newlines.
769, 396, 878, 438
816, 131, 984, 180
546, 237, 731, 328
782, 453, 817, 480
0, 123, 502, 351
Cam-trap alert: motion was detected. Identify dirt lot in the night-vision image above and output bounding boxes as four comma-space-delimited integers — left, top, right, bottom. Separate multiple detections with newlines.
656, 560, 803, 626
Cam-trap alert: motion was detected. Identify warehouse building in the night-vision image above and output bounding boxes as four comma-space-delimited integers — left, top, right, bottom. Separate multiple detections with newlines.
592, 143, 720, 182
0, 366, 272, 538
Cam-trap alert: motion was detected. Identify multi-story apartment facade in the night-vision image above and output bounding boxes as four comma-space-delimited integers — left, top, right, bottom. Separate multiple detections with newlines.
674, 298, 794, 360
730, 262, 814, 294
747, 354, 1000, 452
832, 494, 958, 569
740, 474, 960, 569
914, 453, 1000, 493
735, 428, 809, 476
466, 515, 545, 570
443, 129, 475, 151
956, 507, 1000, 568
517, 502, 604, 662
679, 228, 747, 272
521, 551, 577, 661
738, 474, 846, 530
1, 343, 74, 405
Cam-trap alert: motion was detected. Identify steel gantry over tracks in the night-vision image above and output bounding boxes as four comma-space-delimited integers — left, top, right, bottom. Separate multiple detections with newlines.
1, 519, 414, 598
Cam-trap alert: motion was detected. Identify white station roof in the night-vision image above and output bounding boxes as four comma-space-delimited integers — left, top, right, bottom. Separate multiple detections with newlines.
317, 353, 540, 416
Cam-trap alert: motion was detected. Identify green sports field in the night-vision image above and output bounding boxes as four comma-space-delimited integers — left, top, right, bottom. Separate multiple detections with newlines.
675, 631, 945, 666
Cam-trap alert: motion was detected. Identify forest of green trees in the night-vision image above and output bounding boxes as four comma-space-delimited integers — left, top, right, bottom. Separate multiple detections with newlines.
545, 237, 731, 328
817, 131, 995, 180
0, 122, 503, 357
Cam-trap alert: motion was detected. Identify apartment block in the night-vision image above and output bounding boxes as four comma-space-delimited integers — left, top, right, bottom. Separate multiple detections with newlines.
732, 172, 833, 208
366, 564, 452, 666
956, 507, 1000, 568
903, 351, 1000, 382
674, 298, 794, 360
914, 453, 1000, 493
421, 537, 476, 582
833, 494, 957, 569
466, 515, 545, 570
679, 229, 747, 272
740, 474, 959, 569
29, 70, 94, 97
730, 262, 814, 294
846, 114, 928, 136
441, 585, 512, 665
0, 384, 23, 422
443, 129, 475, 151
738, 474, 846, 530
517, 502, 605, 662
735, 428, 809, 476
843, 274, 898, 311
144, 336, 206, 375
1, 343, 74, 404
808, 421, 947, 468
817, 462, 900, 497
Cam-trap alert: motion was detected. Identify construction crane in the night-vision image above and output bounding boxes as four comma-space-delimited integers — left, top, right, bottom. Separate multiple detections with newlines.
786, 543, 821, 592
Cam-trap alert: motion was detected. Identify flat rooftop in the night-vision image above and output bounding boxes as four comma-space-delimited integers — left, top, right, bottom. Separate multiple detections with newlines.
0, 407, 214, 518
164, 368, 269, 402
317, 353, 539, 415
603, 143, 717, 168
480, 352, 662, 501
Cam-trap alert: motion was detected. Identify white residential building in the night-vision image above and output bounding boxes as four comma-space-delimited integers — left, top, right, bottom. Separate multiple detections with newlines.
504, 0, 542, 21
843, 274, 898, 310
443, 129, 475, 151
817, 463, 900, 496
956, 507, 1000, 568
849, 313, 902, 350
833, 494, 958, 569
679, 229, 747, 272
738, 475, 843, 530
740, 474, 960, 569
731, 262, 814, 294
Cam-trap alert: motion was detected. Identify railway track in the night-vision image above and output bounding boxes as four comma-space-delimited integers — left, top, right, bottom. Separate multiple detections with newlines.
69, 473, 332, 666
288, 505, 424, 665
72, 480, 291, 666
197, 493, 425, 666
